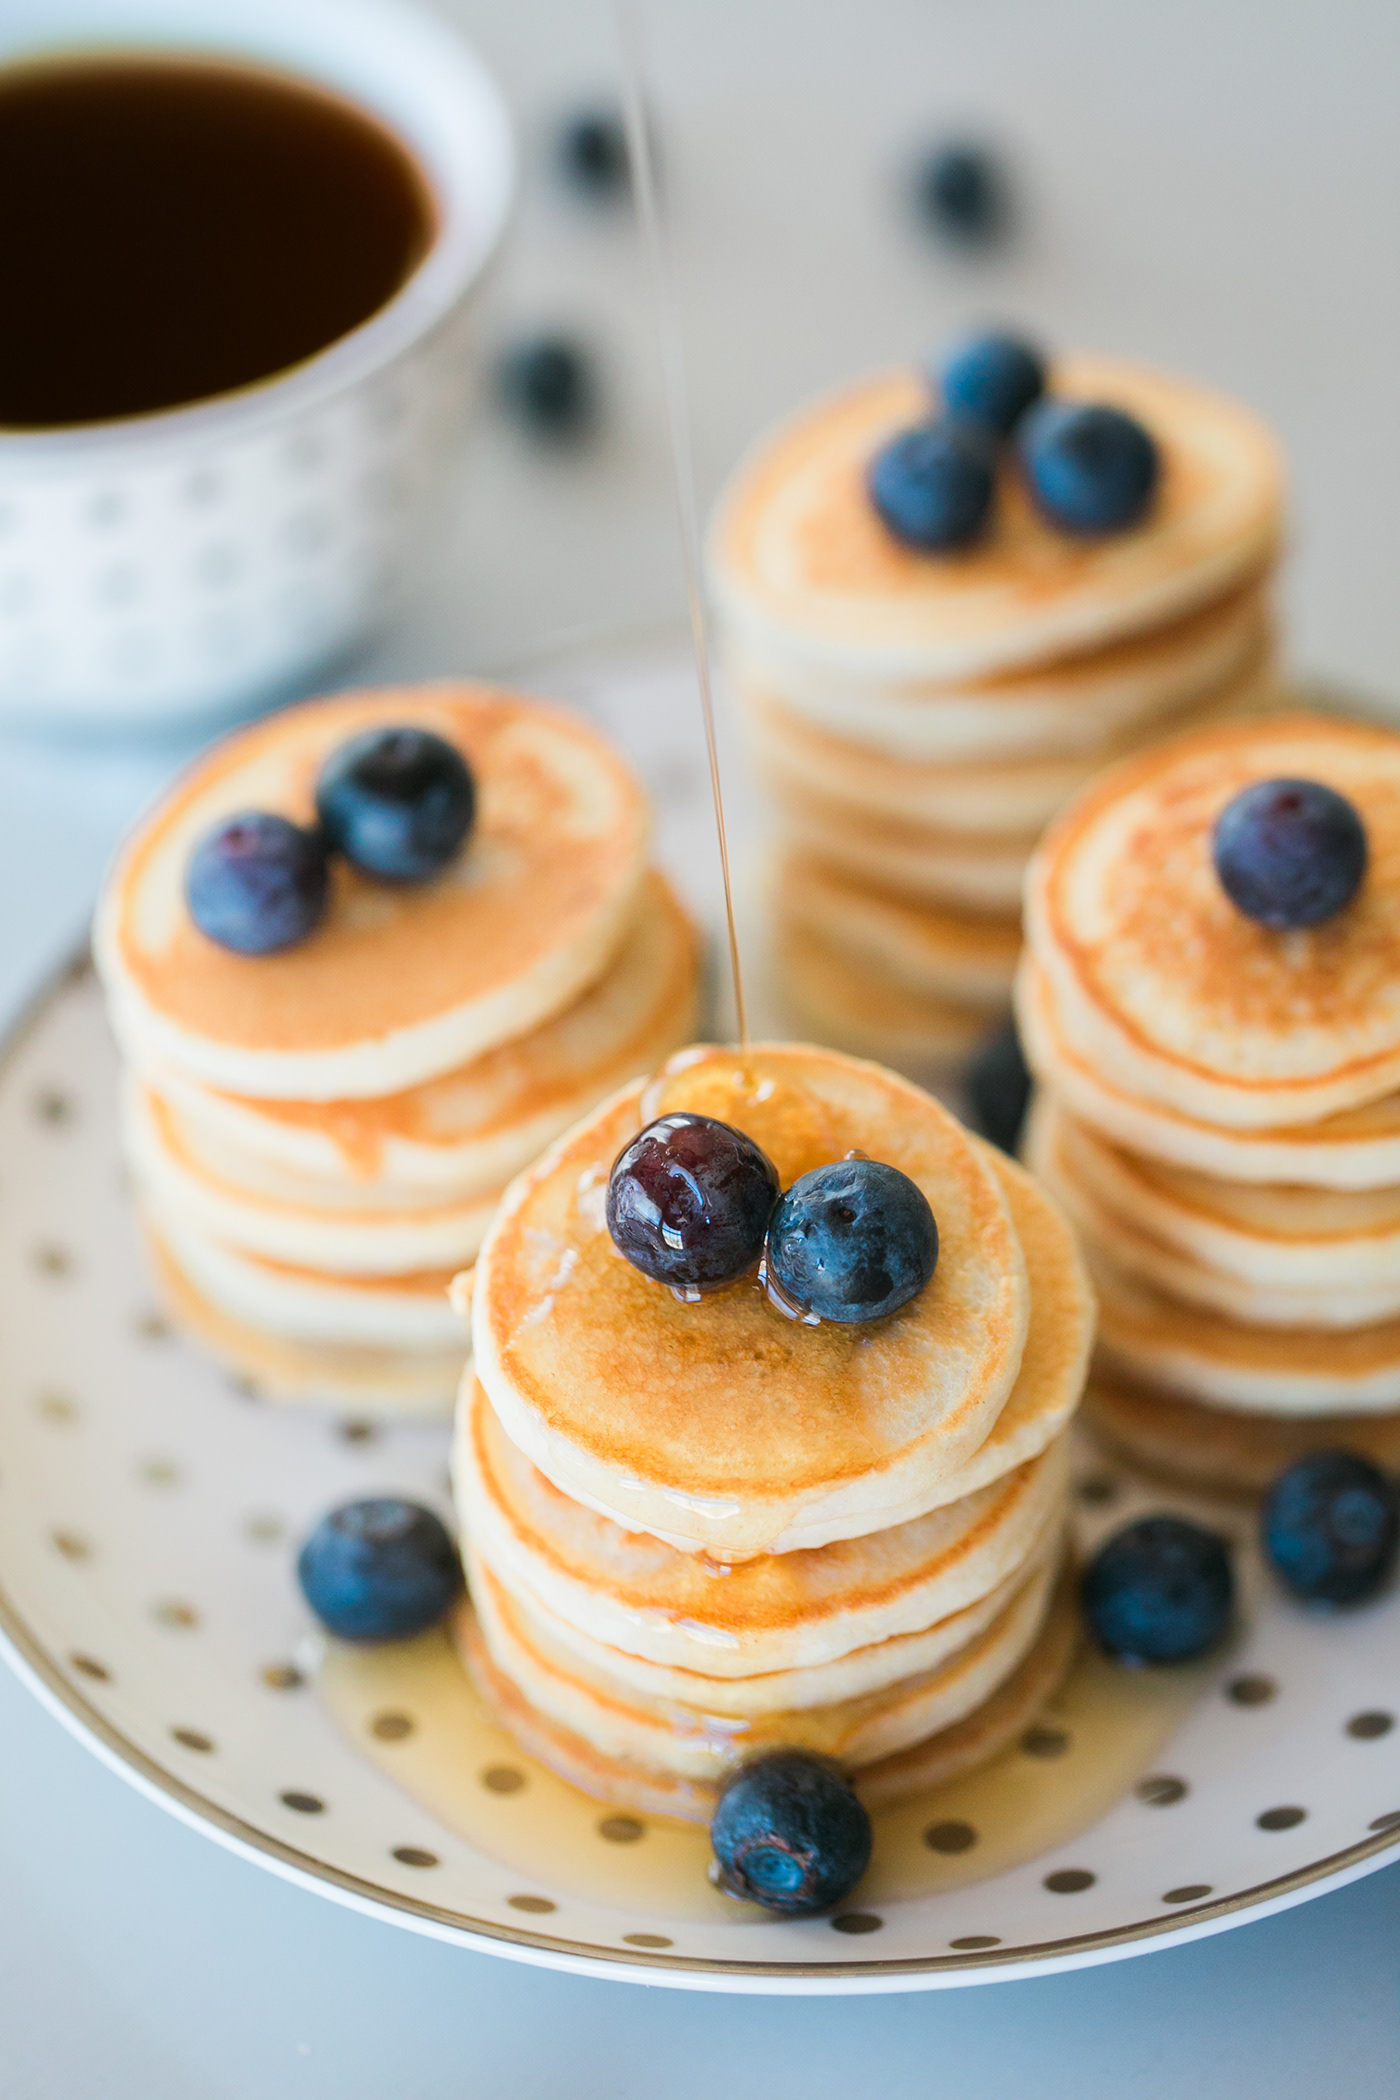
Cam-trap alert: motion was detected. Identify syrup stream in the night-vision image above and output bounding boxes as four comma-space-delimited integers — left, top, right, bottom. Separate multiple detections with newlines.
613, 0, 749, 1047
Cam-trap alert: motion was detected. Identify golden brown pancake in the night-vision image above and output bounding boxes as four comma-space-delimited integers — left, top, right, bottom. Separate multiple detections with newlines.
778, 851, 1020, 1008
775, 918, 996, 1072
1085, 1372, 1400, 1500
775, 785, 1035, 911
472, 1042, 1031, 1560
96, 684, 650, 1101
1025, 712, 1400, 1130
708, 358, 1283, 684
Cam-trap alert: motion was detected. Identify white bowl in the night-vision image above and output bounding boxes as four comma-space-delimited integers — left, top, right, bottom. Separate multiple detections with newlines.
0, 0, 514, 728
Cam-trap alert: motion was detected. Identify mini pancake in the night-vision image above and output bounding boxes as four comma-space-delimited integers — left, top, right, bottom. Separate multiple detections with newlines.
462, 1546, 1058, 1782
139, 871, 700, 1199
775, 919, 995, 1071
96, 684, 650, 1101
455, 1370, 1068, 1681
723, 578, 1272, 763
778, 851, 1020, 1008
739, 651, 1275, 836
1091, 1254, 1400, 1416
775, 788, 1034, 911
1025, 713, 1400, 1130
1085, 1371, 1400, 1501
127, 1083, 500, 1275
149, 1231, 463, 1415
707, 358, 1283, 684
1016, 954, 1400, 1189
472, 1042, 1031, 1561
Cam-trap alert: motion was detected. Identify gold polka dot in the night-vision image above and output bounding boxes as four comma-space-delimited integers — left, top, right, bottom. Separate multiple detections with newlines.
262, 1663, 303, 1691
244, 1513, 284, 1544
152, 1600, 198, 1630
508, 1894, 556, 1914
34, 1089, 73, 1125
338, 1419, 376, 1444
1163, 1884, 1213, 1904
950, 1935, 1001, 1950
1257, 1805, 1305, 1831
36, 1392, 77, 1425
171, 1727, 214, 1753
1135, 1774, 1188, 1806
370, 1711, 415, 1742
1021, 1724, 1070, 1758
481, 1765, 526, 1794
392, 1846, 438, 1868
69, 1652, 109, 1681
1075, 1474, 1119, 1506
33, 1244, 72, 1278
280, 1790, 324, 1814
229, 1374, 261, 1401
623, 1933, 672, 1949
830, 1912, 882, 1934
135, 1312, 171, 1342
139, 1457, 180, 1488
1369, 1811, 1400, 1831
1228, 1674, 1276, 1707
924, 1819, 977, 1854
51, 1529, 90, 1561
598, 1815, 644, 1844
1347, 1711, 1394, 1740
1044, 1868, 1095, 1893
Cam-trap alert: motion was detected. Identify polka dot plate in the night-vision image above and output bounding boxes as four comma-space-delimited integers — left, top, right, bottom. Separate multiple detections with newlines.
0, 958, 1397, 1993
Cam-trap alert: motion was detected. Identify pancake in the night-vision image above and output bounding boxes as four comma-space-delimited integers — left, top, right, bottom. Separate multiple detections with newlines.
1025, 713, 1400, 1130
775, 919, 995, 1071
1092, 1254, 1400, 1415
145, 1201, 463, 1349
472, 1042, 1031, 1561
740, 650, 1275, 836
127, 1083, 499, 1275
707, 358, 1283, 685
139, 871, 700, 1199
457, 1570, 1078, 1820
463, 1544, 1059, 1782
722, 579, 1272, 763
456, 1370, 1068, 1682
778, 851, 1020, 1008
1085, 1372, 1400, 1500
775, 788, 1034, 911
95, 684, 650, 1101
149, 1231, 464, 1414
1017, 954, 1400, 1188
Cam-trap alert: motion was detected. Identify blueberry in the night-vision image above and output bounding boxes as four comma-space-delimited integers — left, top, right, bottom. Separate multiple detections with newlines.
764, 1158, 938, 1325
1082, 1515, 1234, 1665
497, 334, 596, 439
185, 810, 329, 957
1262, 1451, 1399, 1606
297, 1497, 462, 1643
711, 1751, 872, 1917
966, 1017, 1032, 1157
1018, 400, 1159, 534
607, 1114, 780, 1295
556, 108, 630, 199
316, 726, 475, 883
936, 332, 1045, 436
1212, 777, 1367, 931
914, 141, 1008, 247
868, 418, 996, 551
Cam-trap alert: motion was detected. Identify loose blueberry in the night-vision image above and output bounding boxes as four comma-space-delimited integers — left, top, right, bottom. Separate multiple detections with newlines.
764, 1158, 938, 1325
1212, 777, 1367, 931
185, 810, 329, 957
711, 1750, 872, 1917
868, 418, 996, 551
914, 141, 1007, 247
1262, 1450, 1399, 1606
966, 1017, 1032, 1157
297, 1497, 462, 1643
1082, 1515, 1233, 1665
556, 108, 630, 199
936, 332, 1046, 437
1018, 399, 1159, 533
607, 1113, 780, 1295
497, 334, 596, 439
316, 726, 475, 884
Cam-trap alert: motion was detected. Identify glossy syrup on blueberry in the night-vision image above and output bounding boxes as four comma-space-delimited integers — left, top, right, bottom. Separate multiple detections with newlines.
606, 1112, 780, 1298
760, 1153, 938, 1326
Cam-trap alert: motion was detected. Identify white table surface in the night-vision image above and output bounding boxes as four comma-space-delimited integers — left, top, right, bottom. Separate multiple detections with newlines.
3, 0, 1400, 2088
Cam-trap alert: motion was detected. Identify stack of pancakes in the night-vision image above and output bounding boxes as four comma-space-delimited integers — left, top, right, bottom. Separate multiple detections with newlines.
1020, 711, 1400, 1497
454, 1040, 1093, 1819
707, 356, 1284, 1074
95, 684, 699, 1416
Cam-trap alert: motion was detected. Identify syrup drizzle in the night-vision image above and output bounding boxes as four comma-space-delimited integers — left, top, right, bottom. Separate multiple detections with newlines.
613, 0, 749, 1047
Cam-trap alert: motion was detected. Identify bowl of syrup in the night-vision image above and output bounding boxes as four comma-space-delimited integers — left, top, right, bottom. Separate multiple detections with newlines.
0, 0, 513, 727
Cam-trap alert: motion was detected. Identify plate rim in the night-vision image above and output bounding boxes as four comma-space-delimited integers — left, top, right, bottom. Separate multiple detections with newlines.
3, 952, 1399, 1993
